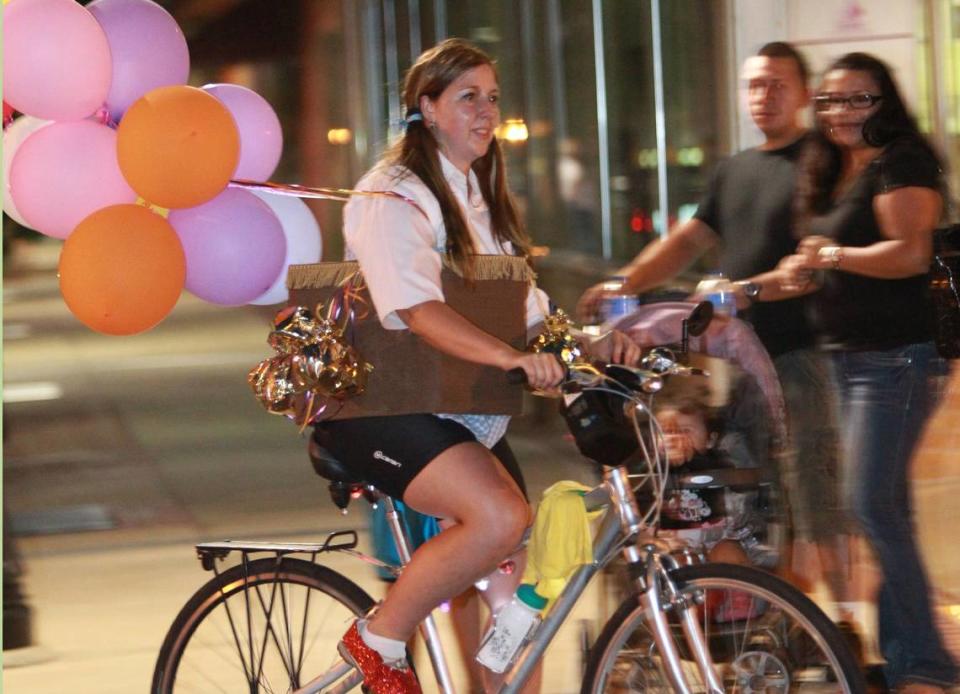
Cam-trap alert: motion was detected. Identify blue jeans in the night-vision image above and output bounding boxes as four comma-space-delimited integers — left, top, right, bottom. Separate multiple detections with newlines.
831, 342, 957, 688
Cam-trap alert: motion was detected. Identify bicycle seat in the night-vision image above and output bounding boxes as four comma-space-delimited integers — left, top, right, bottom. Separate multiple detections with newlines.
308, 436, 372, 511
308, 437, 363, 484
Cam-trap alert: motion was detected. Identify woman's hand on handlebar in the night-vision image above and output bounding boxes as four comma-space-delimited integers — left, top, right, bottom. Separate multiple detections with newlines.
506, 352, 566, 391
583, 329, 641, 366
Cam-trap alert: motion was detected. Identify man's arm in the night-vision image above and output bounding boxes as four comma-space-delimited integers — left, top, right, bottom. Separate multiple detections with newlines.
733, 267, 811, 305
620, 218, 718, 292
576, 218, 717, 320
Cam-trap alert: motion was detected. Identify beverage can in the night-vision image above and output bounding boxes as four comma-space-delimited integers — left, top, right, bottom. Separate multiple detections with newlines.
695, 272, 736, 317
599, 277, 639, 323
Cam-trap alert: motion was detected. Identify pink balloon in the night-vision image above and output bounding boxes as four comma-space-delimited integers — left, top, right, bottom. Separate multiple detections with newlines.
203, 84, 283, 180
168, 188, 286, 306
3, 116, 53, 228
88, 0, 190, 124
10, 121, 137, 239
3, 0, 112, 121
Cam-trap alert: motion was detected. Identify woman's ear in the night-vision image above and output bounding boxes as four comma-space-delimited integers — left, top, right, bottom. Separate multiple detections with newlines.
419, 95, 435, 125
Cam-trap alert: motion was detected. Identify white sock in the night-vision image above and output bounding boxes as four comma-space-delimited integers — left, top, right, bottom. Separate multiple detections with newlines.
358, 619, 408, 666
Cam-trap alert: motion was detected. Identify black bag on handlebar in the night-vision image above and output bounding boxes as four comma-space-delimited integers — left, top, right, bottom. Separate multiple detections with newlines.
560, 388, 639, 466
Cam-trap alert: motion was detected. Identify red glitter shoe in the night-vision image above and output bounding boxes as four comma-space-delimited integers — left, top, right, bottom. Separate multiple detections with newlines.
338, 620, 421, 694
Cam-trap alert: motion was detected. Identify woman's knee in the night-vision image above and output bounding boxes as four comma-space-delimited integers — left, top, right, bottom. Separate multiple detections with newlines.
470, 489, 530, 553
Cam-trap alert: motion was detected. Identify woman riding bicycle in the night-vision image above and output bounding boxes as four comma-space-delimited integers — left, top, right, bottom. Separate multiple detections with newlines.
312, 38, 638, 694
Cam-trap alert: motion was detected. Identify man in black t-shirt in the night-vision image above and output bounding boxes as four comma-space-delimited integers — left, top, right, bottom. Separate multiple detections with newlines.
578, 42, 855, 623
577, 42, 813, 338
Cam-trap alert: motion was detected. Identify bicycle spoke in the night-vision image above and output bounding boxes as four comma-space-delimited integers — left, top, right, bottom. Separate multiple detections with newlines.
584, 564, 862, 694
155, 557, 373, 693
252, 571, 290, 689
214, 572, 256, 686
294, 557, 318, 683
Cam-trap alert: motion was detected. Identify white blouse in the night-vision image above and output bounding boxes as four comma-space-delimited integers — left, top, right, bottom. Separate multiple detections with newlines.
343, 152, 549, 447
343, 152, 549, 330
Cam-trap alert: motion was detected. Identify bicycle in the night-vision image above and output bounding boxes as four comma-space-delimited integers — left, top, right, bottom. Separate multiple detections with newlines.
152, 339, 866, 693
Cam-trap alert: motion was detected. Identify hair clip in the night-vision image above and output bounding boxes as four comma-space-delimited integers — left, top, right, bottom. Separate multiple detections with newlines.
402, 108, 424, 129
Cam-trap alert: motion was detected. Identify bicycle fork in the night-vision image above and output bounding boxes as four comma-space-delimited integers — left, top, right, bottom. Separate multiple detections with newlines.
608, 466, 723, 694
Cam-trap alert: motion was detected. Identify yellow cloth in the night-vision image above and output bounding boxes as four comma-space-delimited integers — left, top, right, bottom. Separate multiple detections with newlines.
522, 481, 604, 604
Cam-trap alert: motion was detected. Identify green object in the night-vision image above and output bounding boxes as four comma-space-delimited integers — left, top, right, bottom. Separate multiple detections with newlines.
516, 583, 548, 611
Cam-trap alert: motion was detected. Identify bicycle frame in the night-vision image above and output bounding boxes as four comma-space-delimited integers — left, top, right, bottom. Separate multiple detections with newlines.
195, 463, 723, 694
350, 463, 721, 694
496, 465, 722, 694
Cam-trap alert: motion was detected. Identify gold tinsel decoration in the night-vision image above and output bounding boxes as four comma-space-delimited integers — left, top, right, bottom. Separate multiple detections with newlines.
526, 308, 585, 366
248, 304, 373, 431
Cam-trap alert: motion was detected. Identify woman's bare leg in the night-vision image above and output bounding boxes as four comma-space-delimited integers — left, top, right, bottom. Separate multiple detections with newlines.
367, 441, 531, 641
441, 513, 542, 692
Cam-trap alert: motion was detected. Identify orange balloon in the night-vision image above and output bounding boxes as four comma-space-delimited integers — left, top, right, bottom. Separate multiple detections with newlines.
59, 204, 186, 335
117, 86, 240, 209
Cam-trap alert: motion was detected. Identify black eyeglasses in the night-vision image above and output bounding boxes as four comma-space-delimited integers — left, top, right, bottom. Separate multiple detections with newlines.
813, 92, 883, 112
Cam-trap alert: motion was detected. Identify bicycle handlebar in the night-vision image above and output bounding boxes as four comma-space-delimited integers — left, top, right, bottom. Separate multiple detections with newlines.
505, 357, 707, 393
506, 367, 528, 385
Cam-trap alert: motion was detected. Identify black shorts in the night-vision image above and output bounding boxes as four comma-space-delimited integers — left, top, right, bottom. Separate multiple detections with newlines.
312, 414, 526, 502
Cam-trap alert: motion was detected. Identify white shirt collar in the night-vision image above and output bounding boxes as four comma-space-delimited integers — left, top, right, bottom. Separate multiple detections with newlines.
438, 150, 485, 208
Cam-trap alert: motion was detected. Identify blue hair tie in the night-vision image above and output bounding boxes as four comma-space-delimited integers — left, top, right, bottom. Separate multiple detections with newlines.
402, 108, 424, 129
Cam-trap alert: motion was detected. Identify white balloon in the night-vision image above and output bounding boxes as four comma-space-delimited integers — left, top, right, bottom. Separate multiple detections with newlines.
248, 191, 323, 305
3, 115, 52, 227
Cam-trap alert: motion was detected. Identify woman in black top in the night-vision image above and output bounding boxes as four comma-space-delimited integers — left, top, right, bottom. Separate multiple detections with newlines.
781, 53, 956, 693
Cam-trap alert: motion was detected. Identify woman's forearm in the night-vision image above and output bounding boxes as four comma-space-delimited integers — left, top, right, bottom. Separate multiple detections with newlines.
826, 240, 930, 278
397, 300, 518, 370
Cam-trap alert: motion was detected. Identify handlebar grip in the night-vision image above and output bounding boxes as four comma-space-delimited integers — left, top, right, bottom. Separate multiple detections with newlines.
506, 367, 528, 385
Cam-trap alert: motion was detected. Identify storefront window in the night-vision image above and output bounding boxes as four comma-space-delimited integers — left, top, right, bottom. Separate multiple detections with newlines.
444, 0, 726, 263
181, 1, 728, 265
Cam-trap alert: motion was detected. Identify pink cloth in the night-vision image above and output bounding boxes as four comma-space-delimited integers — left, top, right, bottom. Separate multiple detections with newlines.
615, 302, 786, 441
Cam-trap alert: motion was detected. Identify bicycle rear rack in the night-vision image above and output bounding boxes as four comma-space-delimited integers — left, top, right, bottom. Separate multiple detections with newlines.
195, 531, 360, 571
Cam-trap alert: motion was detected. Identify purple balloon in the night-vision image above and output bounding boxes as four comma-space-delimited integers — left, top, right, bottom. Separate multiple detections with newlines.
203, 84, 283, 180
3, 0, 112, 121
9, 120, 137, 239
88, 0, 190, 124
168, 188, 286, 306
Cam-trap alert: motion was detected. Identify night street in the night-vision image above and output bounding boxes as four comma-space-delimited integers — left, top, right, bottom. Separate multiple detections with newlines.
1, 238, 603, 692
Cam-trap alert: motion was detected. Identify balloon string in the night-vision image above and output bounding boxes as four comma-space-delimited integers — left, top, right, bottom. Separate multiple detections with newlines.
229, 178, 429, 221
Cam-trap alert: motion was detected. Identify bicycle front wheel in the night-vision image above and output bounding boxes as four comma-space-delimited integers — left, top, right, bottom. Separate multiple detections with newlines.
152, 556, 375, 693
582, 562, 865, 694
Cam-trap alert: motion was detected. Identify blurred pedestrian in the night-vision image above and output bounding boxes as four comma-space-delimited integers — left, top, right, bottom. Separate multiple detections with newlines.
781, 51, 957, 694
577, 42, 853, 615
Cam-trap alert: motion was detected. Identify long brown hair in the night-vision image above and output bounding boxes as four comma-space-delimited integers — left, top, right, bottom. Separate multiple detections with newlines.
381, 38, 530, 276
795, 52, 942, 226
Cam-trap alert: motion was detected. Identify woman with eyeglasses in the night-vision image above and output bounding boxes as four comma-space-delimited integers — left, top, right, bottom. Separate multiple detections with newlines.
780, 52, 955, 694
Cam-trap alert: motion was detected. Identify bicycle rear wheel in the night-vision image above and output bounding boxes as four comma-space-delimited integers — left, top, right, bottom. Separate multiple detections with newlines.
152, 556, 375, 693
582, 562, 865, 694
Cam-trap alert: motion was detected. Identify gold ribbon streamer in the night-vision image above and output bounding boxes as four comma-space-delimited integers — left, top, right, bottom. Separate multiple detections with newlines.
229, 178, 430, 222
